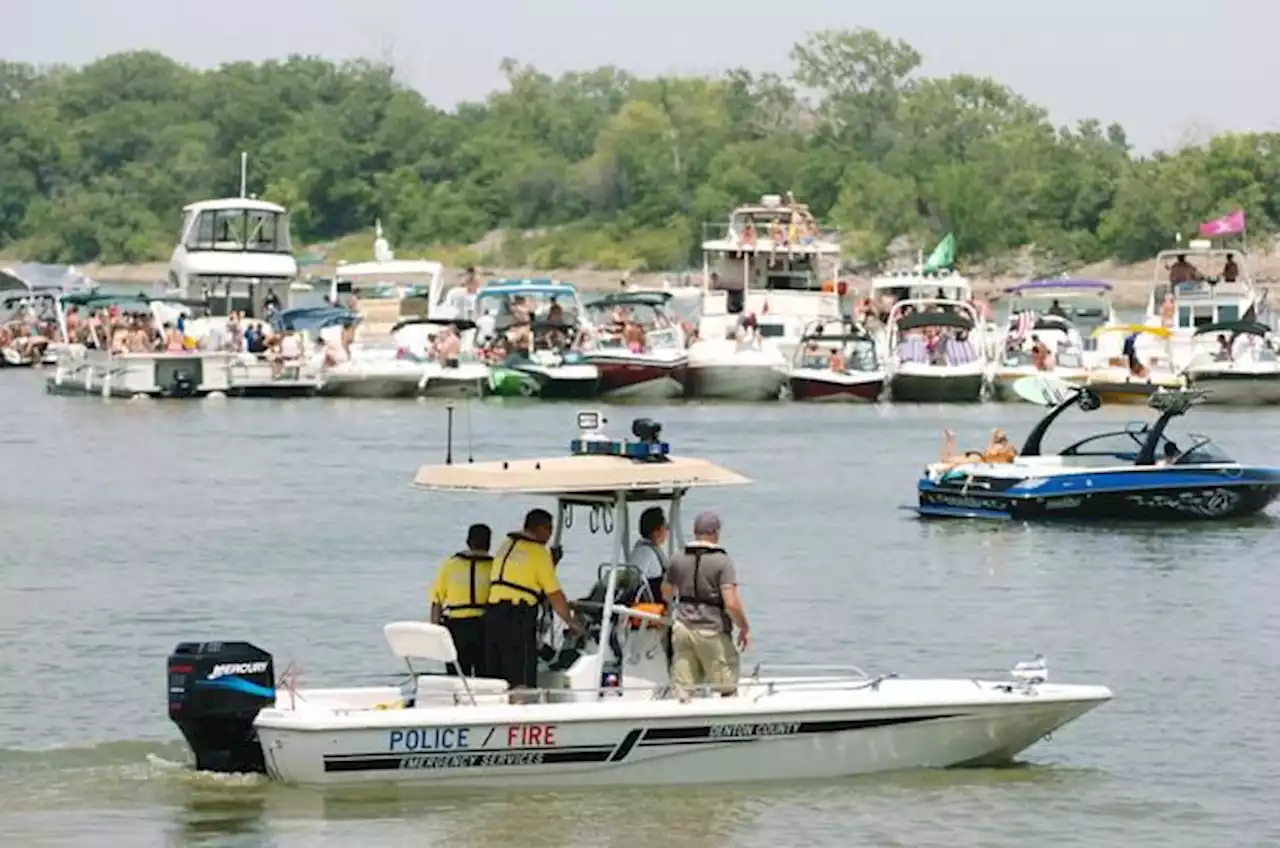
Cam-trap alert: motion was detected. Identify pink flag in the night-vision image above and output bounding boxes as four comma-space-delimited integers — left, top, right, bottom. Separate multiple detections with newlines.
1199, 209, 1246, 237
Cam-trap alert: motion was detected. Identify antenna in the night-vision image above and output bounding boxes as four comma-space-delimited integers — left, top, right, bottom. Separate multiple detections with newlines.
239, 152, 248, 198
445, 404, 454, 465
465, 397, 474, 463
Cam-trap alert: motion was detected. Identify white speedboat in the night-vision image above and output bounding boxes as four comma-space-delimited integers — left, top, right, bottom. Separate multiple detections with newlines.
1182, 320, 1280, 405
989, 279, 1116, 403
391, 317, 489, 398
685, 334, 788, 401
786, 319, 885, 402
887, 300, 989, 403
581, 292, 689, 400
167, 414, 1112, 787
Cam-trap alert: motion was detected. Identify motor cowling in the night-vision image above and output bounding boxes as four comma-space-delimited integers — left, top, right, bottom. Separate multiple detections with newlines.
168, 641, 275, 774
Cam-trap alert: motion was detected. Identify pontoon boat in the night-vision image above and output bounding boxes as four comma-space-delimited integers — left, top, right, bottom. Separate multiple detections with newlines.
917, 386, 1280, 520
168, 414, 1112, 786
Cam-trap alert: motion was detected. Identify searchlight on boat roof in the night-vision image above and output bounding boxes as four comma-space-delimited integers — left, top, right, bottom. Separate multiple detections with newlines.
570, 412, 670, 463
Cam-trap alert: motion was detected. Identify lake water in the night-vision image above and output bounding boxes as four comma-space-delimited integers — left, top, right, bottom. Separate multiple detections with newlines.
1, 368, 1278, 847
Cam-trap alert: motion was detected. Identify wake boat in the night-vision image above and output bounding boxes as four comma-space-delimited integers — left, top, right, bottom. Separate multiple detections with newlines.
475, 279, 600, 400
167, 413, 1112, 787
887, 300, 989, 403
989, 279, 1115, 403
787, 319, 885, 402
917, 384, 1280, 521
1180, 320, 1280, 405
1085, 325, 1183, 404
581, 292, 689, 400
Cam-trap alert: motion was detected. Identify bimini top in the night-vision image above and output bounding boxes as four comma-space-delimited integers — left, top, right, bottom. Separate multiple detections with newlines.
0, 263, 97, 295
273, 306, 362, 332
1004, 279, 1113, 295
481, 279, 579, 299
586, 291, 673, 309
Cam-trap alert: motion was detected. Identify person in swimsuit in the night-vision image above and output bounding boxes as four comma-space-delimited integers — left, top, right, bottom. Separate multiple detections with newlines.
938, 428, 1018, 466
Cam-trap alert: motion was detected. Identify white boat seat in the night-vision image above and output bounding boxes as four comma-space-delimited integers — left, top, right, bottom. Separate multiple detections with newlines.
384, 621, 460, 665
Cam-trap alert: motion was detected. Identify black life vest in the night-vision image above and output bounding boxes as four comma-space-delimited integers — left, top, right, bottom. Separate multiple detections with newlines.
676, 545, 727, 609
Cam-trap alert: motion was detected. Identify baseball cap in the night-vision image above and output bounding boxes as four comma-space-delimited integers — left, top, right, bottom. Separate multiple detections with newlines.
692, 511, 721, 536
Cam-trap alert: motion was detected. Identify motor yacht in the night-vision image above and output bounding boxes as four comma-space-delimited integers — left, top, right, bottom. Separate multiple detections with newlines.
918, 385, 1280, 520
580, 292, 689, 400
786, 319, 885, 402
167, 412, 1112, 787
989, 279, 1115, 402
887, 300, 989, 403
475, 279, 600, 399
1137, 239, 1271, 369
1181, 320, 1280, 405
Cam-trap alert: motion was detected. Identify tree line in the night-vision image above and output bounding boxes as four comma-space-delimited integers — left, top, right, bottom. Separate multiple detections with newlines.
0, 29, 1275, 272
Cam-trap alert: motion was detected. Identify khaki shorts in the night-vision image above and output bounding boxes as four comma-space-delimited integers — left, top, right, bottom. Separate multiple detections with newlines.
670, 621, 740, 699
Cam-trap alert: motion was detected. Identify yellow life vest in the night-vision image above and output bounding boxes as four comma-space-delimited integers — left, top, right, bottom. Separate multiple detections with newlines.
487, 533, 558, 606
431, 553, 493, 619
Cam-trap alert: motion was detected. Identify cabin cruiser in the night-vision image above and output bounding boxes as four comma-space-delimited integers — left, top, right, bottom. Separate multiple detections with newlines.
1084, 325, 1183, 404
787, 319, 885, 402
989, 280, 1115, 402
391, 317, 489, 398
581, 292, 689, 399
1181, 320, 1280, 405
167, 412, 1111, 787
168, 167, 298, 323
1138, 239, 1271, 369
887, 300, 988, 403
475, 279, 600, 399
918, 386, 1280, 521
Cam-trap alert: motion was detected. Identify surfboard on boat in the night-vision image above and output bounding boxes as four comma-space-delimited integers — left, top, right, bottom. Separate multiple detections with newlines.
1010, 374, 1075, 406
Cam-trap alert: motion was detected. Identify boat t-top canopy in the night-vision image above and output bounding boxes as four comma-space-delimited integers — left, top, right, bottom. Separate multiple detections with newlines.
336, 259, 444, 279
585, 291, 673, 309
59, 291, 210, 310
0, 263, 97, 295
1192, 320, 1271, 337
1003, 279, 1113, 295
391, 316, 478, 333
273, 306, 362, 332
413, 454, 750, 500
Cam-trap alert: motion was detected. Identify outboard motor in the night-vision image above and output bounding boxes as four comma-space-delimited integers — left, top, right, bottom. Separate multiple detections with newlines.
169, 369, 196, 398
167, 641, 275, 774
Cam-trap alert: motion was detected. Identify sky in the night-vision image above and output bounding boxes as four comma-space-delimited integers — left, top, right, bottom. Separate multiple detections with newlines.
6, 0, 1277, 153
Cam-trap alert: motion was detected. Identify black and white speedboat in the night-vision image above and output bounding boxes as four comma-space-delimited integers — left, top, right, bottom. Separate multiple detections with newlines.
917, 385, 1280, 521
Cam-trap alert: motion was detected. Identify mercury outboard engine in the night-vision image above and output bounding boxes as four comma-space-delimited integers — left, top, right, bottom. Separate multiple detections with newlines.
167, 641, 275, 774
168, 369, 196, 398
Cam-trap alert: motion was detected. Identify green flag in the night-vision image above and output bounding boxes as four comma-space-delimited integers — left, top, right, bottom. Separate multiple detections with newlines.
922, 232, 955, 273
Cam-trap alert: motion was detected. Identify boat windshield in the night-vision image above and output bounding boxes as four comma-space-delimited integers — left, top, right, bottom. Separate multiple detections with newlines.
585, 299, 682, 351
1007, 293, 1109, 329
1058, 428, 1234, 465
478, 290, 580, 327
797, 337, 877, 371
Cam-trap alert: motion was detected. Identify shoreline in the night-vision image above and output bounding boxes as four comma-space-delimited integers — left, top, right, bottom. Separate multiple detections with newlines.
69, 251, 1280, 310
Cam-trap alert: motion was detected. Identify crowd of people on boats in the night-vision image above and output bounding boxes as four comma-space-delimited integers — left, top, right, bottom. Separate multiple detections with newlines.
0, 300, 58, 363
429, 506, 751, 702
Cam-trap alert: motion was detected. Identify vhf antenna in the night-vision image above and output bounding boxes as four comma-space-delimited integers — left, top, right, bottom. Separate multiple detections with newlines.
445, 404, 454, 465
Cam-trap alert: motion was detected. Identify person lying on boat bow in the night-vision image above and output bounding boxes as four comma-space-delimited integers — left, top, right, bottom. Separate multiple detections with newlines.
938, 428, 1018, 467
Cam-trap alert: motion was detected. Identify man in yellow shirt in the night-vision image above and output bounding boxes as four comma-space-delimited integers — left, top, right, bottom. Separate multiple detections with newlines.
485, 508, 582, 693
429, 524, 493, 678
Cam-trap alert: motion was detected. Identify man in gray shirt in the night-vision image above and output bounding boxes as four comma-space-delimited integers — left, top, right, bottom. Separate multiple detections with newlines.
661, 511, 751, 702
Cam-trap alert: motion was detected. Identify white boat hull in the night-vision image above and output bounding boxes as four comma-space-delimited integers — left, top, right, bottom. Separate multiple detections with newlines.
1185, 369, 1280, 405
255, 678, 1110, 787
320, 365, 424, 399
990, 367, 1088, 403
686, 341, 787, 401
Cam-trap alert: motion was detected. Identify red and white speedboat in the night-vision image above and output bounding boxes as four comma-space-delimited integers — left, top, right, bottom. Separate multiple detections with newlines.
582, 292, 689, 399
787, 320, 885, 401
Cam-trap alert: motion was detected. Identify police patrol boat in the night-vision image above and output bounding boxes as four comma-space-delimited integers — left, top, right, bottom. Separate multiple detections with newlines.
917, 382, 1280, 521
167, 414, 1112, 787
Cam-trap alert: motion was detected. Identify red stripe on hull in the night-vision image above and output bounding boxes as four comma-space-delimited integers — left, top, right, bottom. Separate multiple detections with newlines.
586, 357, 688, 394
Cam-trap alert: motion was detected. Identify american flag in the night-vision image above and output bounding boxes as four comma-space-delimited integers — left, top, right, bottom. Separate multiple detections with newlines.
1013, 310, 1036, 340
